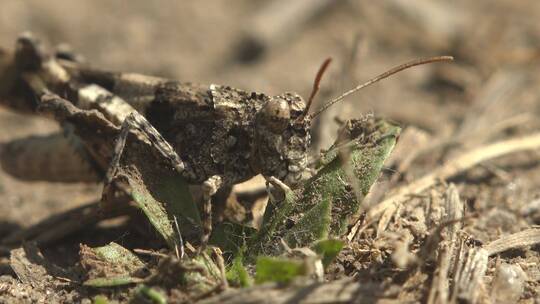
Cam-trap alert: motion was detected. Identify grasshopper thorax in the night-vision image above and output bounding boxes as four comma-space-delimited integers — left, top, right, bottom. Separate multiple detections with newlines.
253, 92, 311, 187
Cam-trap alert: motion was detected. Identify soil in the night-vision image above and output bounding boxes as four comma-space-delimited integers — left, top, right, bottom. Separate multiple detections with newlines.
0, 1, 539, 303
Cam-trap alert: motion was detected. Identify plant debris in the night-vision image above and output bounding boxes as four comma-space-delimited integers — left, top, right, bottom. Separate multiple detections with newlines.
1, 2, 540, 303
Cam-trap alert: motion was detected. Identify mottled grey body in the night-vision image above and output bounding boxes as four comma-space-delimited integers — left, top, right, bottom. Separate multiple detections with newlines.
79, 70, 313, 251
76, 69, 312, 188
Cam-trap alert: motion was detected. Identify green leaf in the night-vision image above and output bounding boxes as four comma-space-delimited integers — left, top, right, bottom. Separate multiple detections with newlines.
110, 136, 201, 250
93, 242, 145, 269
130, 172, 198, 249
80, 242, 145, 287
178, 253, 222, 294
135, 285, 167, 304
250, 184, 297, 255
283, 195, 332, 247
302, 119, 401, 241
92, 295, 109, 304
255, 257, 308, 284
84, 276, 141, 287
311, 239, 344, 268
210, 221, 256, 256
226, 255, 253, 287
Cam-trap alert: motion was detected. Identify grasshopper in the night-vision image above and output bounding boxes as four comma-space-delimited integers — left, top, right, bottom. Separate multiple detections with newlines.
4, 34, 452, 250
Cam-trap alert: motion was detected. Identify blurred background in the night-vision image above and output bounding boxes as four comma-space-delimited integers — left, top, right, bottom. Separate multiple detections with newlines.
1, 0, 540, 234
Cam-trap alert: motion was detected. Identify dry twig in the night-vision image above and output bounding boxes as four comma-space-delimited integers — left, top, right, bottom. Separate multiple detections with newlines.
484, 228, 540, 256
451, 244, 489, 303
426, 185, 464, 304
357, 132, 540, 235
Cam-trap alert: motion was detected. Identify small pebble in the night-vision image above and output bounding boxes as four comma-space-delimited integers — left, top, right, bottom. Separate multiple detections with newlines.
491, 263, 527, 304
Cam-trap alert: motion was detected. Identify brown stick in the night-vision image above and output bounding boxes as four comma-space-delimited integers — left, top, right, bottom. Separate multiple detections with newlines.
484, 228, 540, 256
357, 132, 540, 234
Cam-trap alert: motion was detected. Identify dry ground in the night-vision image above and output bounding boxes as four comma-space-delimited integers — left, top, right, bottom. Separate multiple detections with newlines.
0, 1, 539, 303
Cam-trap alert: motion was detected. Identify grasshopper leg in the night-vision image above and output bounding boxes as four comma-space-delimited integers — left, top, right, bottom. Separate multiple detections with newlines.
265, 176, 292, 202
199, 175, 223, 253
105, 111, 221, 252
104, 111, 189, 186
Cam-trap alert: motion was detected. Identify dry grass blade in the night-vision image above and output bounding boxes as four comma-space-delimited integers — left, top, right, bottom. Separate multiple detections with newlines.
362, 132, 540, 233
427, 185, 464, 304
451, 245, 489, 303
403, 112, 533, 171
484, 228, 540, 256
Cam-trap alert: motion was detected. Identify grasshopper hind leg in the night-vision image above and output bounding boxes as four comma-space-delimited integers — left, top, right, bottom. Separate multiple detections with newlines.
104, 111, 189, 187
199, 175, 223, 253
104, 111, 221, 253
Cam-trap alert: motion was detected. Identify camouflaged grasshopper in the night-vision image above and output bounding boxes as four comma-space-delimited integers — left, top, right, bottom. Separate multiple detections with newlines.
6, 34, 452, 250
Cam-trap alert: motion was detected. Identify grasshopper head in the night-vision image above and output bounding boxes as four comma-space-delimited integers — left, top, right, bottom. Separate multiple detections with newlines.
254, 92, 311, 187
252, 56, 455, 187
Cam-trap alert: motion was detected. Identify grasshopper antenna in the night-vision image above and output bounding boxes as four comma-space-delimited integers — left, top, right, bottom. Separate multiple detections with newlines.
297, 57, 333, 122
310, 56, 454, 119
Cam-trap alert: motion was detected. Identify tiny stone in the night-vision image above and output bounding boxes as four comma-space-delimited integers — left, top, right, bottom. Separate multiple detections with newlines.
491, 263, 527, 304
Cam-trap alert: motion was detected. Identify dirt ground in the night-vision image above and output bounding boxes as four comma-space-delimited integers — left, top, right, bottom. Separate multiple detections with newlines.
0, 1, 540, 303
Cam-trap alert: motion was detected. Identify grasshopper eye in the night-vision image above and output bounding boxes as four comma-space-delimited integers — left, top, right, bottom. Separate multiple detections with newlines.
259, 98, 290, 133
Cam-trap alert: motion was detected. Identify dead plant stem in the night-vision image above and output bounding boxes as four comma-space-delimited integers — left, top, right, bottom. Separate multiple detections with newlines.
349, 132, 540, 237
